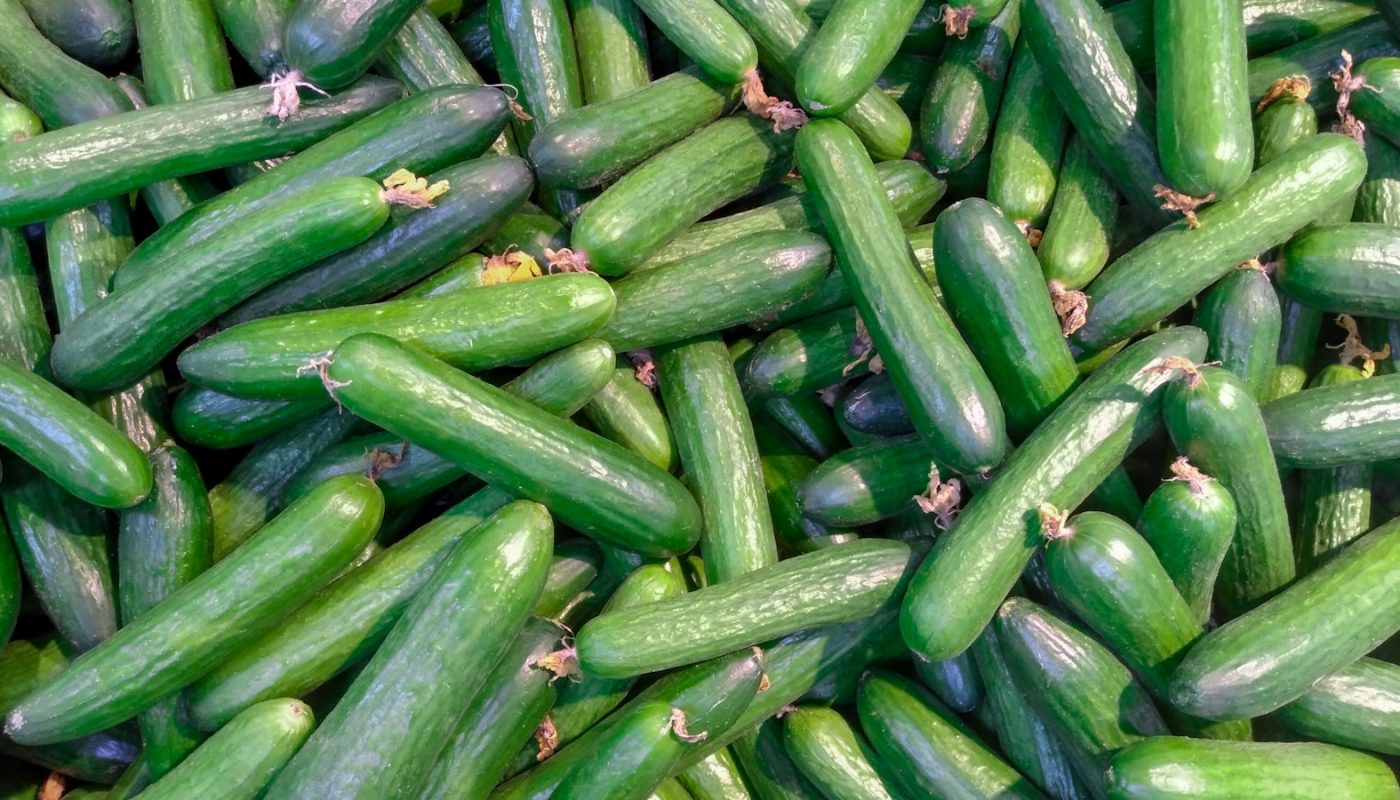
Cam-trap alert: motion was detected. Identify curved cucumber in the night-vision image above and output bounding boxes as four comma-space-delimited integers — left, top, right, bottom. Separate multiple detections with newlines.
988, 40, 1068, 229
1275, 657, 1400, 756
584, 360, 677, 472
131, 0, 235, 104
1037, 134, 1119, 291
918, 0, 1020, 174
631, 0, 755, 83
1261, 371, 1400, 468
1136, 461, 1237, 625
797, 0, 925, 117
213, 0, 294, 78
1193, 266, 1282, 402
0, 0, 132, 128
570, 0, 650, 104
286, 0, 420, 88
1277, 223, 1400, 317
782, 706, 901, 800
17, 0, 134, 68
1296, 364, 1373, 573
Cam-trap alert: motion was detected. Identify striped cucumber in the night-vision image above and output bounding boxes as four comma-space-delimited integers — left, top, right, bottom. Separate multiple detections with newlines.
569, 0, 650, 103
797, 0, 927, 117
1193, 265, 1282, 402
1296, 364, 1373, 573
1136, 458, 1237, 625
988, 40, 1069, 229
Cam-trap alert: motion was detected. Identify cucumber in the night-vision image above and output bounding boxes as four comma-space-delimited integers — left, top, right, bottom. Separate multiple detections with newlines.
877, 54, 935, 118
901, 327, 1207, 660
172, 388, 325, 450
397, 252, 490, 298
1354, 56, 1400, 148
0, 520, 14, 644
838, 374, 912, 437
1069, 133, 1366, 355
483, 201, 571, 266
1155, 0, 1253, 197
213, 0, 294, 78
652, 778, 694, 800
0, 231, 47, 373
328, 333, 702, 557
266, 501, 552, 800
1171, 517, 1400, 720
109, 76, 222, 228
796, 434, 941, 527
912, 651, 982, 714
1037, 135, 1120, 292
573, 116, 796, 275
1136, 459, 1237, 625
631, 0, 755, 83
132, 0, 235, 104
742, 309, 871, 398
1193, 266, 1282, 402
781, 706, 903, 800
535, 541, 603, 623
918, 0, 1020, 174
677, 748, 753, 800
376, 7, 485, 87
1268, 290, 1324, 402
1277, 223, 1400, 316
797, 614, 910, 707
0, 0, 133, 128
935, 197, 1080, 439
17, 0, 133, 68
584, 360, 677, 472
3, 475, 384, 745
753, 422, 855, 555
1263, 371, 1400, 467
576, 539, 911, 678
799, 119, 1008, 474
1254, 91, 1315, 168
761, 392, 846, 460
131, 699, 314, 800
1248, 17, 1400, 113
858, 670, 1044, 800
570, 0, 650, 103
1275, 657, 1400, 755
1105, 737, 1400, 800
731, 718, 824, 800
1356, 128, 1400, 225
449, 4, 494, 68
285, 0, 420, 88
530, 68, 739, 190
988, 40, 1069, 229
1296, 364, 1373, 573
797, 0, 926, 117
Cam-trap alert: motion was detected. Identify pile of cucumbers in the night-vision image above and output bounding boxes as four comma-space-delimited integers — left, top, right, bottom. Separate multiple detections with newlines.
1, 0, 1400, 797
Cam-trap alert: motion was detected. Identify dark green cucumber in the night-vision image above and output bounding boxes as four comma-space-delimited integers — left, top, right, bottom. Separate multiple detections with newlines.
1037, 135, 1120, 291
17, 0, 133, 67
631, 0, 755, 83
110, 76, 221, 228
1275, 657, 1400, 755
796, 434, 940, 527
988, 40, 1068, 229
1248, 17, 1400, 113
576, 538, 910, 678
0, 0, 133, 128
1022, 0, 1169, 221
483, 201, 571, 265
1193, 266, 1282, 402
570, 0, 650, 104
797, 0, 926, 117
902, 327, 1207, 660
1356, 128, 1400, 225
603, 231, 831, 353
1105, 737, 1400, 800
797, 611, 911, 706
132, 0, 235, 104
996, 597, 1168, 796
781, 706, 903, 800
266, 501, 552, 800
329, 333, 701, 557
741, 309, 872, 398
799, 119, 1008, 474
912, 651, 983, 714
1354, 56, 1400, 148
0, 229, 48, 373
213, 0, 294, 77
574, 116, 796, 275
449, 4, 494, 68
877, 54, 935, 118
677, 748, 754, 800
1297, 364, 1373, 573
935, 197, 1080, 439
839, 373, 912, 437
918, 0, 1020, 174
172, 387, 325, 450
1262, 371, 1400, 468
534, 541, 603, 623
1253, 92, 1315, 168
1268, 289, 1323, 402
1070, 133, 1366, 354
0, 520, 15, 645
753, 422, 855, 555
731, 718, 824, 800
858, 670, 1044, 800
376, 7, 485, 87
285, 0, 419, 88
584, 359, 677, 472
3, 475, 383, 745
1155, 0, 1252, 197
1277, 223, 1400, 316
1171, 516, 1400, 720
657, 337, 777, 582
489, 0, 583, 176
530, 67, 739, 190
761, 392, 846, 460
1136, 459, 1237, 625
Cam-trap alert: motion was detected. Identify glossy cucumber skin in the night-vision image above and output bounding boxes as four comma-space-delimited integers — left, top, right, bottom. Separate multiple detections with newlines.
935, 198, 1080, 439
569, 0, 649, 104
731, 718, 824, 800
631, 0, 756, 82
878, 54, 935, 118
1253, 95, 1314, 168
858, 670, 1045, 800
988, 40, 1069, 228
0, 0, 133, 128
603, 231, 831, 353
1296, 365, 1372, 573
1070, 134, 1366, 354
489, 0, 583, 148
657, 338, 777, 583
329, 333, 702, 557
782, 706, 901, 800
902, 327, 1207, 660
213, 0, 295, 77
2, 476, 384, 746
1262, 372, 1400, 468
530, 68, 738, 190
1038, 136, 1119, 292
676, 749, 753, 800
1355, 128, 1400, 225
0, 224, 49, 373
267, 501, 552, 800
838, 373, 913, 437
796, 434, 938, 527
172, 388, 324, 450
574, 116, 796, 275
18, 0, 133, 67
1267, 290, 1323, 402
1194, 267, 1282, 402
1154, 0, 1252, 196
797, 0, 925, 117
482, 200, 570, 265
919, 0, 1020, 174
285, 0, 420, 87
110, 75, 222, 227
752, 422, 855, 555
1354, 56, 1400, 148
1136, 470, 1237, 625
1248, 18, 1400, 113
132, 699, 314, 800
742, 309, 871, 397
132, 0, 235, 104
1171, 517, 1400, 720
912, 651, 982, 716
1277, 223, 1400, 316
799, 119, 1008, 474
1275, 657, 1400, 756
1105, 737, 1400, 800
576, 539, 911, 678
584, 360, 677, 472
377, 7, 485, 87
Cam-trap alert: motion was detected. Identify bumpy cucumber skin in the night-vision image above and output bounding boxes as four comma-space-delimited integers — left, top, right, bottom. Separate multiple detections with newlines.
1136, 470, 1237, 625
213, 0, 295, 78
1268, 291, 1323, 403
1356, 128, 1400, 225
1037, 135, 1118, 290
988, 40, 1069, 228
110, 75, 222, 227
731, 718, 825, 800
1275, 657, 1400, 756
1354, 56, 1400, 149
569, 0, 650, 104
554, 701, 711, 799
0, 227, 49, 372
918, 0, 1021, 175
1277, 223, 1400, 317
1296, 365, 1372, 573
631, 0, 756, 83
1193, 267, 1282, 402
1248, 18, 1400, 113
489, 0, 583, 146
584, 360, 676, 472
797, 0, 926, 117
285, 0, 421, 87
131, 0, 235, 104
677, 748, 755, 800
1253, 95, 1315, 168
782, 706, 901, 800
1262, 371, 1400, 468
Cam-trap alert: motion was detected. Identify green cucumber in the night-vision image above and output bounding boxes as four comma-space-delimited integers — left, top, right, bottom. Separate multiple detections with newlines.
285, 0, 420, 88
132, 0, 235, 104
988, 40, 1068, 229
213, 0, 294, 78
449, 4, 494, 68
1155, 0, 1253, 197
782, 706, 903, 800
530, 68, 739, 190
797, 0, 927, 117
0, 0, 133, 128
754, 422, 855, 555
1193, 266, 1282, 401
1248, 17, 1400, 113
858, 670, 1044, 800
877, 54, 935, 118
576, 538, 911, 678
1170, 516, 1400, 720
761, 392, 846, 460
328, 333, 702, 557
935, 197, 1080, 439
398, 252, 491, 298
0, 520, 14, 645
912, 652, 983, 714
1275, 657, 1400, 755
17, 0, 133, 68
1136, 460, 1237, 625
630, 0, 755, 83
798, 613, 911, 707
1105, 737, 1400, 800
797, 434, 939, 527
584, 359, 677, 472
110, 76, 221, 228
376, 7, 485, 87
676, 748, 753, 800
0, 231, 47, 373
902, 327, 1207, 660
1355, 128, 1400, 225
838, 373, 912, 437
534, 541, 603, 623
1069, 133, 1366, 354
172, 388, 325, 450
1253, 91, 1315, 167
1262, 371, 1400, 467
1277, 223, 1400, 316
799, 119, 1008, 474
3, 475, 383, 745
918, 0, 1020, 174
570, 0, 650, 103
483, 201, 571, 265
266, 501, 552, 800
731, 718, 824, 800
1296, 364, 1373, 572
1268, 289, 1324, 401
1354, 56, 1400, 148
489, 0, 583, 192
574, 116, 796, 275
652, 778, 694, 800
1037, 135, 1120, 291
131, 699, 313, 800
742, 309, 870, 398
